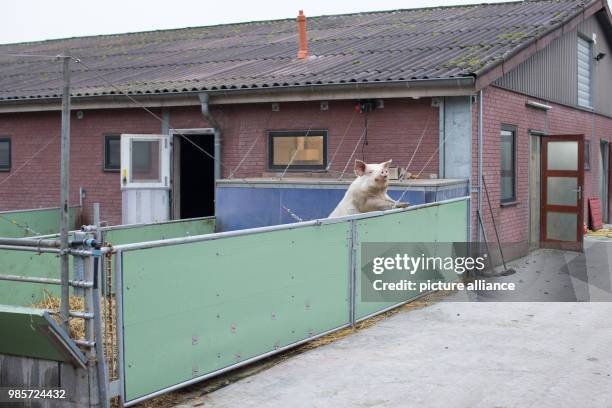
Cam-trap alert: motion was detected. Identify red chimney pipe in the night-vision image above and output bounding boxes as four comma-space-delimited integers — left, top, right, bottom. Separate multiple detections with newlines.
297, 10, 308, 59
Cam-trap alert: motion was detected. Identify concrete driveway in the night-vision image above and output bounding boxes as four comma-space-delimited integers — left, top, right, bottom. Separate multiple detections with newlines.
181, 300, 611, 408
169, 247, 612, 408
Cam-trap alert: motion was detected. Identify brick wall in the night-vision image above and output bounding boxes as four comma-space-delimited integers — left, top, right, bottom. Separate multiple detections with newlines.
0, 98, 439, 226
472, 85, 612, 247
0, 109, 161, 226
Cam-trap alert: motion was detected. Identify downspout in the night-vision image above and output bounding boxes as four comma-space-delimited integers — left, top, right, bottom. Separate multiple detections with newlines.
477, 90, 484, 243
198, 93, 222, 182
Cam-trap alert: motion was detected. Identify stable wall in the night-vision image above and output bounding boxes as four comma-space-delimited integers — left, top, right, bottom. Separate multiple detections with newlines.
0, 98, 439, 226
472, 86, 612, 245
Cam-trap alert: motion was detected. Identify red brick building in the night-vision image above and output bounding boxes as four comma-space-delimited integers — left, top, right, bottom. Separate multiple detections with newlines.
1, 0, 611, 251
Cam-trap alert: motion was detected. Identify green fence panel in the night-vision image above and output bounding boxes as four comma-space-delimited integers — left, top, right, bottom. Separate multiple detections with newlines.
120, 221, 350, 403
0, 207, 78, 238
102, 217, 215, 246
101, 217, 216, 295
354, 199, 468, 321
0, 250, 64, 306
0, 305, 86, 366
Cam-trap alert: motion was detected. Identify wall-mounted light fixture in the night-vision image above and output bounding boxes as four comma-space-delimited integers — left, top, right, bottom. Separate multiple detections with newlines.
526, 100, 552, 110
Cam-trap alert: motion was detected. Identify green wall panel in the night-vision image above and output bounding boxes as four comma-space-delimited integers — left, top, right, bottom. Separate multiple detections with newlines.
0, 305, 85, 365
0, 250, 63, 306
354, 199, 468, 320
102, 217, 215, 246
101, 217, 216, 295
121, 221, 350, 403
0, 217, 215, 306
0, 207, 77, 238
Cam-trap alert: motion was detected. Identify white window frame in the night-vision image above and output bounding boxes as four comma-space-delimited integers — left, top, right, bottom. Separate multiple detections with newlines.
120, 134, 170, 190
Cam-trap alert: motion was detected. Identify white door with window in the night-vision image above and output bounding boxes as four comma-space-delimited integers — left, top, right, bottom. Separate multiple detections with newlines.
120, 134, 171, 225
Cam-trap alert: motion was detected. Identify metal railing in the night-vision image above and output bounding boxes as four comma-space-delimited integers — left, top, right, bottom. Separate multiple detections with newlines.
0, 226, 109, 408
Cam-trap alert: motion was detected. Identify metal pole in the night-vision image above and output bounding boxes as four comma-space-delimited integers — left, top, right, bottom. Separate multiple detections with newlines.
93, 257, 110, 408
60, 55, 71, 331
0, 273, 93, 287
477, 90, 483, 244
0, 237, 61, 248
0, 245, 62, 254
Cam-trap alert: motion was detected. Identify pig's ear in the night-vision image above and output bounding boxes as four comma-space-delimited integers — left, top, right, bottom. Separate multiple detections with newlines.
354, 160, 366, 176
383, 159, 392, 168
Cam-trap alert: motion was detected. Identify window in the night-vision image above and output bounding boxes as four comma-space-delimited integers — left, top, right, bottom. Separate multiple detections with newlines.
585, 139, 591, 170
104, 135, 120, 171
0, 138, 10, 171
500, 125, 517, 204
577, 36, 593, 108
130, 139, 160, 182
268, 130, 327, 170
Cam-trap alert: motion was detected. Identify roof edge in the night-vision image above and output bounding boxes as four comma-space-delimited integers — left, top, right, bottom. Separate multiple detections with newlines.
0, 77, 475, 113
474, 0, 606, 90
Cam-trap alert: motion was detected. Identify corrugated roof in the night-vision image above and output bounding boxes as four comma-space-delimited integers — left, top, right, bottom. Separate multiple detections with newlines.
0, 0, 595, 101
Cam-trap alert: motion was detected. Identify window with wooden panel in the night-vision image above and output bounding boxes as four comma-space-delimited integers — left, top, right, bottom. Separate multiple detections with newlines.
268, 130, 327, 170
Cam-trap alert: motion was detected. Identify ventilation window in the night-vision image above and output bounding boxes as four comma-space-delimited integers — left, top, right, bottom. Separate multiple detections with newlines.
0, 138, 11, 171
500, 125, 517, 203
104, 135, 120, 171
577, 36, 593, 108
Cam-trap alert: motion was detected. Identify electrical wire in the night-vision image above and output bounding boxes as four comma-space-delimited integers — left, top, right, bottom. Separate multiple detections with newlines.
338, 127, 368, 180
228, 111, 274, 179
400, 112, 433, 178
0, 135, 58, 187
326, 109, 357, 171
75, 57, 313, 219
396, 124, 459, 204
361, 109, 369, 161
0, 53, 70, 59
279, 125, 313, 180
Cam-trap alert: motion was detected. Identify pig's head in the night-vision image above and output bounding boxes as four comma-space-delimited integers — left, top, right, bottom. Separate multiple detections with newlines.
354, 159, 393, 191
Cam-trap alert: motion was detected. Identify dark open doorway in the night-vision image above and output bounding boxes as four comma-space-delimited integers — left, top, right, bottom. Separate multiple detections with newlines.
176, 135, 215, 219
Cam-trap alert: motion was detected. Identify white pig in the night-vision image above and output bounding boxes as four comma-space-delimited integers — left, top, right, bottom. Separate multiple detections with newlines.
329, 159, 409, 218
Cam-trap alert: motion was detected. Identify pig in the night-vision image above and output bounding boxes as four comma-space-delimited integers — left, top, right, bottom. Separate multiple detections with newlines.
329, 159, 409, 218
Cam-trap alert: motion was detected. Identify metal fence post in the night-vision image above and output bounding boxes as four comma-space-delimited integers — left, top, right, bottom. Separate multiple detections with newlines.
115, 250, 126, 406
59, 54, 72, 332
93, 255, 110, 408
349, 220, 357, 326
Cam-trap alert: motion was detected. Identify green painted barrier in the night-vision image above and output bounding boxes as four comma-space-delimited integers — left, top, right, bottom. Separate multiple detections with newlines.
102, 217, 215, 246
0, 305, 86, 367
354, 199, 469, 320
120, 221, 351, 403
0, 250, 63, 306
0, 217, 215, 306
118, 198, 469, 404
0, 207, 78, 238
101, 217, 216, 295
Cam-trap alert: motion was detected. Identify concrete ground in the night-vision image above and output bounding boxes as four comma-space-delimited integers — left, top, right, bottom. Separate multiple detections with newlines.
172, 248, 612, 408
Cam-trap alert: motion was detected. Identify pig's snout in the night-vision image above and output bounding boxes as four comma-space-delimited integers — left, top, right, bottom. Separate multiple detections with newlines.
380, 168, 389, 178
